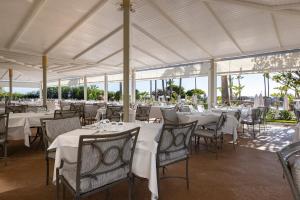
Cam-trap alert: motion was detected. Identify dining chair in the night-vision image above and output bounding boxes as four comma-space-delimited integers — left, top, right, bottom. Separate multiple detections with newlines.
26, 105, 47, 113
160, 108, 179, 124
27, 105, 48, 147
106, 105, 123, 122
0, 113, 9, 166
83, 104, 100, 125
54, 110, 79, 119
5, 105, 27, 113
277, 141, 300, 200
258, 106, 269, 130
135, 105, 151, 122
178, 105, 191, 112
70, 103, 85, 125
56, 127, 140, 200
155, 121, 197, 194
40, 117, 82, 185
193, 113, 227, 159
241, 108, 261, 138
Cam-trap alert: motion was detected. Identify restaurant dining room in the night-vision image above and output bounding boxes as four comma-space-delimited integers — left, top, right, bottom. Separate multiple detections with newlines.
1, 0, 300, 199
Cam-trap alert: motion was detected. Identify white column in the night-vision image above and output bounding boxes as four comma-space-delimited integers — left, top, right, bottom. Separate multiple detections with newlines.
8, 68, 13, 100
208, 59, 217, 108
131, 69, 136, 103
104, 74, 108, 102
42, 55, 47, 107
83, 76, 87, 101
58, 79, 62, 100
123, 0, 131, 122
39, 81, 43, 99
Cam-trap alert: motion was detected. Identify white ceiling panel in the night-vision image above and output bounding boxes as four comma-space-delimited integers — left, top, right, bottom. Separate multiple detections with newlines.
13, 0, 100, 54
208, 1, 280, 53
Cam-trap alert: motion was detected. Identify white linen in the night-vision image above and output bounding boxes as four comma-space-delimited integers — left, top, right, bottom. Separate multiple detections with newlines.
294, 123, 300, 143
253, 94, 259, 108
49, 122, 162, 200
8, 112, 54, 146
295, 101, 300, 110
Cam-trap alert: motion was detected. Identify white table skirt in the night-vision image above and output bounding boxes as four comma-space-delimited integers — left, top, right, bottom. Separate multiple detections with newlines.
8, 112, 54, 146
177, 112, 239, 141
49, 122, 162, 200
294, 123, 300, 143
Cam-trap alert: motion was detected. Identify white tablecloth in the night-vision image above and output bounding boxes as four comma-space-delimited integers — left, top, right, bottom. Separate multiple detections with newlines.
294, 123, 300, 143
177, 112, 239, 142
49, 122, 162, 200
8, 112, 54, 146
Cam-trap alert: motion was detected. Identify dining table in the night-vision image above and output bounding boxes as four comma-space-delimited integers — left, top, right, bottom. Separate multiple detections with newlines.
177, 111, 239, 142
49, 122, 163, 200
8, 111, 54, 146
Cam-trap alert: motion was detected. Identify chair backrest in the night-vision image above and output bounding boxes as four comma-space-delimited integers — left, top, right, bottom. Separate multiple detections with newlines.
178, 105, 191, 112
258, 106, 268, 122
0, 113, 9, 143
84, 104, 100, 119
156, 121, 197, 160
251, 108, 261, 121
233, 110, 241, 121
5, 105, 27, 113
26, 105, 47, 113
215, 112, 227, 131
75, 127, 140, 193
295, 110, 300, 123
106, 106, 123, 122
277, 141, 300, 200
135, 105, 151, 121
160, 108, 179, 124
54, 110, 79, 119
70, 103, 85, 116
40, 117, 82, 147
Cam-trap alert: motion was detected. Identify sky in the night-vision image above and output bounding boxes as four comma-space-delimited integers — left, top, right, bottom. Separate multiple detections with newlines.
2, 73, 283, 97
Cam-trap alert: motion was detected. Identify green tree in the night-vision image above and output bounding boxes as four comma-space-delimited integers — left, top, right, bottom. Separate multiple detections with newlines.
272, 71, 300, 98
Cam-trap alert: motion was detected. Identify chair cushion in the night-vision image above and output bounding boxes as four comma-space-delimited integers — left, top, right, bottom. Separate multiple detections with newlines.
194, 129, 221, 137
62, 165, 129, 194
292, 157, 300, 193
159, 149, 188, 166
161, 109, 178, 124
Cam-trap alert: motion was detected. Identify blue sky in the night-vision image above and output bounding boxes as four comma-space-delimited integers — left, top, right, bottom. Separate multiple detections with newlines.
3, 73, 282, 97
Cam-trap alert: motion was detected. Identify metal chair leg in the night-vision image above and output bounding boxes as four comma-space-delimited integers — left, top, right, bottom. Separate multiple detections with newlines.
186, 158, 189, 190
46, 158, 49, 185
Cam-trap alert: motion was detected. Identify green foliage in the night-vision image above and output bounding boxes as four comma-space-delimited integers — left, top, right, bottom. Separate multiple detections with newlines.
266, 109, 277, 120
186, 89, 205, 97
272, 71, 300, 98
278, 110, 294, 120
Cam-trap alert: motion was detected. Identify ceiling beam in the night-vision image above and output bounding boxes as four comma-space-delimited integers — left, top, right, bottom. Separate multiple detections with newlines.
0, 70, 8, 80
14, 74, 22, 80
73, 25, 123, 59
272, 3, 300, 10
132, 58, 150, 67
132, 23, 188, 61
203, 2, 243, 54
133, 45, 167, 64
56, 48, 123, 72
5, 0, 47, 49
271, 14, 283, 49
205, 0, 300, 16
96, 48, 123, 64
147, 0, 213, 58
43, 0, 109, 54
